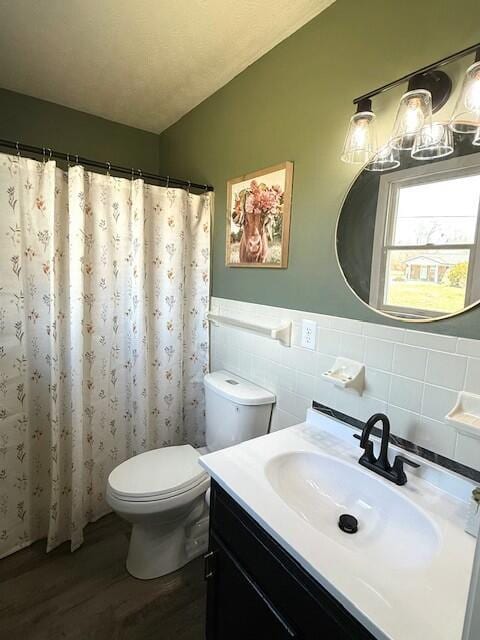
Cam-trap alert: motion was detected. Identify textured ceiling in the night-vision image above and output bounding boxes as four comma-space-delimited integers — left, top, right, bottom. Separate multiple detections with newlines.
0, 0, 335, 133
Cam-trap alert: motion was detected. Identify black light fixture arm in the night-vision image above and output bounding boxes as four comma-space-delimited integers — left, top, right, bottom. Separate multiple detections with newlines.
353, 41, 480, 106
0, 138, 214, 192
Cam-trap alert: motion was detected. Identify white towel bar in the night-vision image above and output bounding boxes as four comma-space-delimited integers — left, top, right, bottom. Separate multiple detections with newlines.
206, 312, 291, 347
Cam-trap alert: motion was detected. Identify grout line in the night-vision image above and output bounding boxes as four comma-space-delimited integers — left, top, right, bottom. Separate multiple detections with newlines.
461, 356, 468, 391
419, 377, 427, 418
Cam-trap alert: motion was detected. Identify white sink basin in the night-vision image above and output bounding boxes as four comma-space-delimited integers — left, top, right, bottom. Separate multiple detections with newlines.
266, 451, 440, 569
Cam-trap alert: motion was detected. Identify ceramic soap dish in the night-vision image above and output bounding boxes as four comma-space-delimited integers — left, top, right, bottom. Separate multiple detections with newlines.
446, 391, 480, 436
322, 357, 365, 395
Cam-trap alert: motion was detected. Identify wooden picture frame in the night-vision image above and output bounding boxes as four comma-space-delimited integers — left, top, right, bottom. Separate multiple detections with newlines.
225, 161, 293, 268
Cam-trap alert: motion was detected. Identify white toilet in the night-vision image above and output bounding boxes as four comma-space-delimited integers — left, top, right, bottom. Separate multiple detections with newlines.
106, 370, 275, 579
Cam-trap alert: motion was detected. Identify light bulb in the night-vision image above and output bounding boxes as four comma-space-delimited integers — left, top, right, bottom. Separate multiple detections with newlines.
341, 106, 377, 164
465, 67, 480, 112
352, 118, 369, 146
405, 98, 424, 133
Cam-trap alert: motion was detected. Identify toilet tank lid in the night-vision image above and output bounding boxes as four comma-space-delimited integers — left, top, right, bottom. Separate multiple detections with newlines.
205, 370, 275, 406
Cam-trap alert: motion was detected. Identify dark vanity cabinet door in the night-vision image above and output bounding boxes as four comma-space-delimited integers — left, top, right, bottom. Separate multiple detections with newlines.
206, 533, 296, 639
206, 481, 375, 640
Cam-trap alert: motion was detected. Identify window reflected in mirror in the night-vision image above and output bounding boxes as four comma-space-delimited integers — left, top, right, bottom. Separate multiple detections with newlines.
337, 144, 480, 322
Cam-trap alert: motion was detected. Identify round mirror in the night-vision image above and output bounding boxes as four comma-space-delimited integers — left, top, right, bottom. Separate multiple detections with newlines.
336, 135, 480, 322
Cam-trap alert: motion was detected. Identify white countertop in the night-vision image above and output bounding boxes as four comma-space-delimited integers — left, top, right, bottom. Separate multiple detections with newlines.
199, 408, 477, 640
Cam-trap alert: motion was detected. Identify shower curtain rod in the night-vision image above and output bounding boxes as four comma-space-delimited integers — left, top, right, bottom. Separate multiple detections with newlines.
0, 138, 214, 192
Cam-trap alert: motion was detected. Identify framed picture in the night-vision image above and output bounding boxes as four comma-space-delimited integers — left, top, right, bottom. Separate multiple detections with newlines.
226, 161, 293, 268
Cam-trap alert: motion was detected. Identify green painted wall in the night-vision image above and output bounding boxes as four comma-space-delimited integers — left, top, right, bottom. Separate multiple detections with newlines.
158, 0, 480, 339
0, 88, 159, 173
1, 1, 479, 338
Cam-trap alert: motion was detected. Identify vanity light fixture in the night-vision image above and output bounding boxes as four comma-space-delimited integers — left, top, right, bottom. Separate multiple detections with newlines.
450, 51, 480, 134
341, 42, 480, 167
341, 99, 377, 164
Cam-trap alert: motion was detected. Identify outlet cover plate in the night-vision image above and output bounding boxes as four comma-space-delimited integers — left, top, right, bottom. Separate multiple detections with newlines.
301, 319, 316, 350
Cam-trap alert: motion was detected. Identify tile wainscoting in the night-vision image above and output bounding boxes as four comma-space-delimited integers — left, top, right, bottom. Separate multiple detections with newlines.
210, 297, 480, 474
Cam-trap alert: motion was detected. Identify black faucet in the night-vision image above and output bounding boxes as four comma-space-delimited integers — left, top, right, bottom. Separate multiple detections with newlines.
354, 413, 419, 486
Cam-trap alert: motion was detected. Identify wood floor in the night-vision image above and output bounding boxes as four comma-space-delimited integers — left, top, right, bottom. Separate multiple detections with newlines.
0, 514, 206, 640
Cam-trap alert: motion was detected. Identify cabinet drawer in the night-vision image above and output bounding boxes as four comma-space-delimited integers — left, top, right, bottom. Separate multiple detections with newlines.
210, 482, 374, 640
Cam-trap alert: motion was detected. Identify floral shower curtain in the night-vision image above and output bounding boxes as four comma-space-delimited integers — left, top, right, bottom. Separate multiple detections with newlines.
0, 153, 211, 557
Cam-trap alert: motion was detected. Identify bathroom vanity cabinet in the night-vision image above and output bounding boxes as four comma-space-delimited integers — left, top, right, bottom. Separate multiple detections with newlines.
205, 481, 375, 639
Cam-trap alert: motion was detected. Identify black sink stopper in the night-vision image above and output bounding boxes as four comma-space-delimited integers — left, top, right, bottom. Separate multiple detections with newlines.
338, 514, 358, 534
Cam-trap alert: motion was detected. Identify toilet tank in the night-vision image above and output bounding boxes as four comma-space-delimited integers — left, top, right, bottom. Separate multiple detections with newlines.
204, 370, 275, 452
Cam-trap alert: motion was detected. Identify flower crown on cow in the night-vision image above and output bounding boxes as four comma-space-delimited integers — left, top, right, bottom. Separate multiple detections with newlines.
232, 180, 284, 240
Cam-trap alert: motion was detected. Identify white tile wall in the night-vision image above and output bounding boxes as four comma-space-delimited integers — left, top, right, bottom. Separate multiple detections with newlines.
392, 343, 427, 380
209, 297, 480, 472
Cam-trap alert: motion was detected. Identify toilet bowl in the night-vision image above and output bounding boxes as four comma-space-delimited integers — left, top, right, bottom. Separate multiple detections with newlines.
107, 445, 210, 579
107, 370, 275, 579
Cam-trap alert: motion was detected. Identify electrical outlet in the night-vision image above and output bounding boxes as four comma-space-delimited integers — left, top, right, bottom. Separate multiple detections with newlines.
301, 319, 316, 350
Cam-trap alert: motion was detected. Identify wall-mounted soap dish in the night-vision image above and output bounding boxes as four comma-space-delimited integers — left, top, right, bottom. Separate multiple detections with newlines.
446, 391, 480, 437
322, 357, 365, 395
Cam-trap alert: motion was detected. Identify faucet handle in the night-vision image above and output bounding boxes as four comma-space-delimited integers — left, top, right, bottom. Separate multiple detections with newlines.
394, 454, 420, 469
353, 433, 367, 448
391, 454, 420, 486
353, 433, 376, 464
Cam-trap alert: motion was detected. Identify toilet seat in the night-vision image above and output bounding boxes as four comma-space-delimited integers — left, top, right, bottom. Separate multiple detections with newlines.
108, 444, 208, 502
